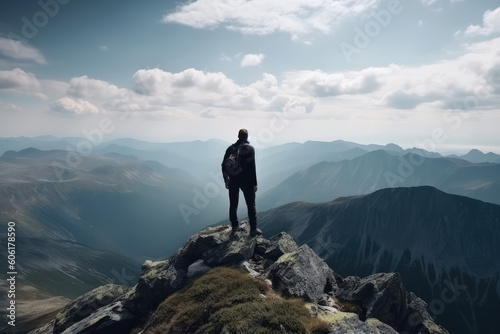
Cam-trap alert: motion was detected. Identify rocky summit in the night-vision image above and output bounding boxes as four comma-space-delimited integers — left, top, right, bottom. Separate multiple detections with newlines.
30, 222, 449, 334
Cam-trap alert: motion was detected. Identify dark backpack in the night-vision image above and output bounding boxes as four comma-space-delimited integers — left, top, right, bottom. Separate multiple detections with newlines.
222, 143, 246, 176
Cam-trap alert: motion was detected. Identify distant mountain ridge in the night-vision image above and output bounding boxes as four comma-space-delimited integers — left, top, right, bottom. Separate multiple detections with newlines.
458, 148, 500, 163
258, 186, 500, 334
260, 150, 500, 209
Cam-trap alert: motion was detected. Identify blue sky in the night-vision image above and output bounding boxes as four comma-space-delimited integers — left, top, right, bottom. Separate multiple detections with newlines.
1, 0, 500, 153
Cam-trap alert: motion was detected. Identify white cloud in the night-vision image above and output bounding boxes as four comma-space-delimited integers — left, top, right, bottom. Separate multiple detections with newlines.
283, 96, 315, 114
132, 68, 268, 110
53, 69, 319, 116
0, 37, 46, 64
50, 97, 100, 115
201, 108, 218, 118
99, 45, 108, 51
240, 53, 265, 67
462, 7, 500, 37
0, 68, 40, 90
250, 73, 279, 98
420, 0, 438, 5
282, 68, 382, 97
163, 0, 380, 38
6, 37, 499, 121
68, 75, 125, 101
0, 68, 68, 100
220, 53, 232, 61
0, 101, 22, 112
420, 0, 463, 5
277, 37, 500, 112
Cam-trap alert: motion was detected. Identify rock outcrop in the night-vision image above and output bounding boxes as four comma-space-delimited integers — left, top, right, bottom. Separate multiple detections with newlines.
31, 222, 449, 334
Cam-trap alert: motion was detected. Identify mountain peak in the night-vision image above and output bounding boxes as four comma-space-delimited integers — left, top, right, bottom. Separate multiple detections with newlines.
2, 147, 43, 158
33, 223, 449, 334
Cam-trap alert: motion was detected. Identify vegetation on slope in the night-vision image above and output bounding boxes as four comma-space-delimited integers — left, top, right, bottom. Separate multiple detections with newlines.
142, 267, 331, 334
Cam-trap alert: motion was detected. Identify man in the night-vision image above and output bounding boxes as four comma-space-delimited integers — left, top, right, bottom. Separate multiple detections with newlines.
222, 129, 259, 236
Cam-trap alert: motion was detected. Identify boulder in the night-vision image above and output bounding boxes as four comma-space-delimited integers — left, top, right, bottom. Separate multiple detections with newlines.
328, 312, 398, 334
57, 299, 136, 334
267, 244, 337, 302
204, 234, 257, 266
401, 292, 449, 334
254, 235, 270, 256
263, 232, 299, 260
336, 273, 449, 334
187, 259, 212, 278
52, 284, 131, 334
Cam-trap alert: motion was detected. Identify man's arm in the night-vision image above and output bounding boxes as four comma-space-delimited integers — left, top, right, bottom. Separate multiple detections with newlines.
221, 147, 231, 189
249, 146, 257, 191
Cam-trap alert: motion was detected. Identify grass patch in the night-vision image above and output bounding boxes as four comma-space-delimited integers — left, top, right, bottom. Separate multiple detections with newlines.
143, 267, 331, 334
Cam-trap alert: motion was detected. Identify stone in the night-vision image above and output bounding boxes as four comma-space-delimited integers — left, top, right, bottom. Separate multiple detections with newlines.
336, 273, 449, 334
204, 234, 257, 266
328, 312, 399, 334
187, 259, 212, 278
52, 284, 131, 334
264, 232, 299, 260
336, 273, 407, 326
401, 292, 449, 334
267, 244, 337, 302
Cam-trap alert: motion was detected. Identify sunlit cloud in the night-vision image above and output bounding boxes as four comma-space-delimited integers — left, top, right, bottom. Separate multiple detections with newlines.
0, 37, 46, 64
240, 53, 265, 67
461, 7, 500, 37
163, 0, 380, 39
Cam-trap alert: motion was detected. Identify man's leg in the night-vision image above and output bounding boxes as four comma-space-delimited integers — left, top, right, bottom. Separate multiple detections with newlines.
228, 181, 240, 229
242, 184, 257, 231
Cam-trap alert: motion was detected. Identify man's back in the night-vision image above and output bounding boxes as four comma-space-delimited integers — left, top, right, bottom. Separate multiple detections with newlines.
226, 140, 256, 186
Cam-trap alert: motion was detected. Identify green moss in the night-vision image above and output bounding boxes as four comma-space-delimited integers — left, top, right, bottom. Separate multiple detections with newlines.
274, 250, 298, 264
142, 267, 330, 334
327, 311, 358, 327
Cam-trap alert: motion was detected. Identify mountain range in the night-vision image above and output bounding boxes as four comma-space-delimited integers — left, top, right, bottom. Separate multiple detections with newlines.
2, 136, 500, 193
0, 148, 226, 259
258, 186, 500, 334
1, 137, 499, 333
260, 149, 500, 210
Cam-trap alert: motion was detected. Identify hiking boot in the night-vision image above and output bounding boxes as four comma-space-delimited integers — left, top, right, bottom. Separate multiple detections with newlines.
249, 227, 262, 237
230, 225, 241, 237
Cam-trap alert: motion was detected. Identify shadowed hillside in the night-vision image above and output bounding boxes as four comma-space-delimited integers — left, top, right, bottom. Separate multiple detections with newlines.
259, 186, 500, 334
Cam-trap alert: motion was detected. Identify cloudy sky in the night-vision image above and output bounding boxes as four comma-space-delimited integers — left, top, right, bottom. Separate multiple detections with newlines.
1, 0, 499, 152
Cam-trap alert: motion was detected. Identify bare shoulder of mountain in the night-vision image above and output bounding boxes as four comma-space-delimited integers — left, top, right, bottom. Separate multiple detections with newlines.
0, 149, 226, 260
260, 150, 500, 209
30, 223, 449, 334
258, 186, 500, 334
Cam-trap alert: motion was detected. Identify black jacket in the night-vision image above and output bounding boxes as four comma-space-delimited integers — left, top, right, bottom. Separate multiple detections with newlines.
222, 139, 257, 187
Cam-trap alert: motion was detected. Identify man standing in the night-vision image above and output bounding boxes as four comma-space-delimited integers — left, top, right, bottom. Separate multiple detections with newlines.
222, 129, 259, 236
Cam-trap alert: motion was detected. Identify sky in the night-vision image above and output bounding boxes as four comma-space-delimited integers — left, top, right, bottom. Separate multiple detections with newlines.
0, 0, 500, 153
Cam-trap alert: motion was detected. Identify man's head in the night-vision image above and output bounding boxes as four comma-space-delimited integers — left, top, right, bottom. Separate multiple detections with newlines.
238, 129, 248, 140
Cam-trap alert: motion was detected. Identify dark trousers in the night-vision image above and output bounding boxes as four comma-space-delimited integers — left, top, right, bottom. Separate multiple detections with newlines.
229, 181, 256, 229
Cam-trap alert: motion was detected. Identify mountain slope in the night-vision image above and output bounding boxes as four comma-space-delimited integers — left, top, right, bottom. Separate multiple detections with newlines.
0, 238, 140, 333
260, 150, 500, 209
0, 149, 226, 259
258, 186, 500, 334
